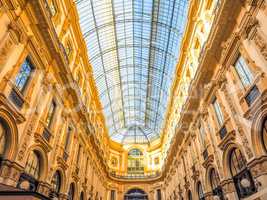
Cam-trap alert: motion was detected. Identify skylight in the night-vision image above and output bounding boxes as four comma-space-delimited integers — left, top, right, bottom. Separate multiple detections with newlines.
75, 0, 189, 144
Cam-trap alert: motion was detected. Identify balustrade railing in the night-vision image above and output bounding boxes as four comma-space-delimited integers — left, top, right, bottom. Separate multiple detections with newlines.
109, 171, 161, 180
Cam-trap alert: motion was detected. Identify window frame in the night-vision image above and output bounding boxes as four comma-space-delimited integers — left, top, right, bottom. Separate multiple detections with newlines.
51, 171, 61, 194
210, 168, 220, 190
64, 126, 72, 152
45, 100, 56, 128
229, 148, 247, 177
197, 182, 205, 200
233, 55, 254, 89
212, 98, 224, 127
25, 151, 40, 179
14, 57, 35, 93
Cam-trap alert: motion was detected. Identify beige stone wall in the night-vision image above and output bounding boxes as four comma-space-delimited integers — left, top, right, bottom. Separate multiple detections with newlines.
1, 0, 267, 199
163, 0, 267, 200
0, 0, 109, 199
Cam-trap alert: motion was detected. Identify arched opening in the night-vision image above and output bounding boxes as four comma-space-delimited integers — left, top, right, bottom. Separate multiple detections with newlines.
127, 149, 144, 174
80, 191, 85, 200
156, 189, 161, 200
261, 117, 267, 153
209, 168, 224, 200
25, 151, 40, 179
197, 182, 205, 200
17, 151, 41, 192
187, 190, 192, 200
124, 188, 148, 200
68, 183, 75, 200
229, 148, 256, 198
50, 170, 61, 197
0, 119, 8, 165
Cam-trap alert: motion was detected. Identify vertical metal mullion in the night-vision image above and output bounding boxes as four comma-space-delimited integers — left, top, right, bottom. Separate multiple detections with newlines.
144, 0, 159, 128
154, 0, 176, 130
111, 0, 126, 132
88, 0, 117, 134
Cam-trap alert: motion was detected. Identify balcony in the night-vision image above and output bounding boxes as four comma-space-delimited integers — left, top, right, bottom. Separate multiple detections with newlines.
109, 171, 161, 181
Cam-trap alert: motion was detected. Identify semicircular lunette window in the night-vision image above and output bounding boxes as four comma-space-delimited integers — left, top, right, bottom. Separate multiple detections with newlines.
75, 0, 189, 144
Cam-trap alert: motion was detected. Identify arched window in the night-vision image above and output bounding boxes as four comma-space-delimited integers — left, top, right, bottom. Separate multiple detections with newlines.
128, 148, 143, 156
25, 151, 40, 179
197, 182, 205, 200
0, 120, 7, 159
210, 168, 220, 190
188, 190, 192, 200
124, 188, 148, 200
229, 148, 257, 198
210, 168, 224, 200
229, 148, 246, 176
14, 57, 34, 93
128, 149, 144, 174
51, 171, 61, 194
262, 118, 267, 153
68, 183, 75, 200
80, 191, 84, 200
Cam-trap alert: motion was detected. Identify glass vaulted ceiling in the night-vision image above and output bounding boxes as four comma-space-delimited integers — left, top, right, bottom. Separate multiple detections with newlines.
75, 0, 189, 144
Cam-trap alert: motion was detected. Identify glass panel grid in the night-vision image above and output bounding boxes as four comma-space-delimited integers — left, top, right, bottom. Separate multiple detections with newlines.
75, 0, 189, 144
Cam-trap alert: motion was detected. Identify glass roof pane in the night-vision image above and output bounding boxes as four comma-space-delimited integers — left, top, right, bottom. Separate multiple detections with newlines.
75, 0, 189, 144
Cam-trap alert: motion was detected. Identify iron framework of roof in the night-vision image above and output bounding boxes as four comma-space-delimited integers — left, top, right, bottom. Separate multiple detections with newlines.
75, 0, 189, 144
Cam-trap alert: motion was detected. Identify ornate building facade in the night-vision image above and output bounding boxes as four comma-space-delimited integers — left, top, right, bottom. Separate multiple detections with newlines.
0, 0, 267, 199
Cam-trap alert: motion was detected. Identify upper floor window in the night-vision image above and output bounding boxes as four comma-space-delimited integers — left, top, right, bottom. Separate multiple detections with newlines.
199, 122, 206, 147
77, 145, 82, 164
68, 183, 75, 200
229, 148, 247, 176
210, 168, 220, 190
45, 100, 56, 128
188, 190, 192, 200
197, 182, 205, 200
157, 189, 162, 200
51, 171, 61, 195
15, 57, 34, 93
128, 149, 144, 174
64, 126, 72, 152
111, 190, 116, 200
234, 55, 253, 88
80, 192, 84, 200
25, 151, 40, 179
212, 98, 224, 127
128, 148, 143, 156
